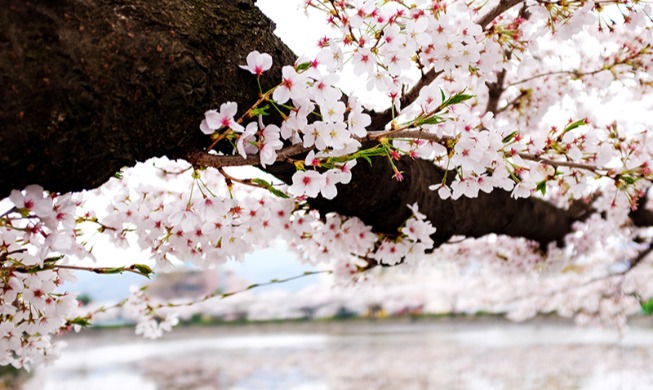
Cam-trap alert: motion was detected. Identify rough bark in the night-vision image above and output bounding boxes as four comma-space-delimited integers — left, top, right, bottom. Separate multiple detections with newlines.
0, 0, 594, 249
0, 0, 295, 196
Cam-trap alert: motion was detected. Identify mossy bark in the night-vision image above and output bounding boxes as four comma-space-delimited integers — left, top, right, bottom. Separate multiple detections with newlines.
0, 0, 593, 249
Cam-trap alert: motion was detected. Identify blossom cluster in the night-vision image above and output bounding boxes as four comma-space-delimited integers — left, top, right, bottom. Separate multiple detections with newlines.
88, 160, 426, 275
200, 0, 652, 214
373, 203, 437, 266
0, 186, 85, 369
1, 161, 433, 367
123, 286, 179, 340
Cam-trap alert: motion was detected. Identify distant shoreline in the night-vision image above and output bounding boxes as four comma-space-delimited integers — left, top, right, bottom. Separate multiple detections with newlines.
60, 314, 625, 346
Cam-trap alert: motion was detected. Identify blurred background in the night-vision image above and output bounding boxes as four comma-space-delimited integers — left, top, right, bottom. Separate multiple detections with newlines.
2, 240, 653, 389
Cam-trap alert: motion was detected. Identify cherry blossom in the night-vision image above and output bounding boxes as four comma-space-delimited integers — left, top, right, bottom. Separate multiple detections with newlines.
201, 102, 244, 134
239, 50, 273, 76
3, 0, 653, 370
290, 170, 326, 198
272, 66, 309, 104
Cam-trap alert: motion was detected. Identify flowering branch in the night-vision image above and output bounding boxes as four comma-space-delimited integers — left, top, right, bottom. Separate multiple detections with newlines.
186, 143, 312, 169
160, 270, 333, 309
5, 263, 154, 278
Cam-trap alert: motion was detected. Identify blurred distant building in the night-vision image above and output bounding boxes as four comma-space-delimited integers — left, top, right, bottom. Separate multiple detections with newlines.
147, 268, 251, 301
148, 269, 220, 300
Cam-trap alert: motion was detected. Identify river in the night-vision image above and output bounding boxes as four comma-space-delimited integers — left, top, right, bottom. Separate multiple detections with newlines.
21, 318, 653, 389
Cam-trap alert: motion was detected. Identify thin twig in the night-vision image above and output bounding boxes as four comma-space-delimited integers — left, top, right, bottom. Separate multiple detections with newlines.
373, 130, 606, 173
7, 264, 149, 277
186, 143, 312, 170
217, 167, 267, 190
158, 270, 333, 309
517, 152, 606, 172
376, 129, 453, 144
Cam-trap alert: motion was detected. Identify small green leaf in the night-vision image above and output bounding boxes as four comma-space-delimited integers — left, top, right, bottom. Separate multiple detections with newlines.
358, 147, 389, 158
251, 178, 290, 199
536, 180, 547, 195
440, 88, 446, 103
564, 118, 587, 133
295, 61, 312, 72
502, 130, 518, 144
444, 92, 474, 106
621, 175, 637, 185
250, 105, 270, 117
131, 264, 154, 279
641, 298, 653, 315
68, 316, 92, 328
415, 116, 443, 126
44, 255, 65, 264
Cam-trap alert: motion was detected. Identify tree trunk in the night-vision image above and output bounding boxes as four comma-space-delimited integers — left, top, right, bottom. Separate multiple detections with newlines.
0, 0, 591, 248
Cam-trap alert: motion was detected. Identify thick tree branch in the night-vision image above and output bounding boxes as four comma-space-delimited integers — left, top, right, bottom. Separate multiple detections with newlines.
477, 0, 525, 28
630, 190, 653, 227
0, 0, 639, 255
266, 155, 578, 249
485, 68, 507, 115
0, 0, 296, 197
186, 144, 311, 169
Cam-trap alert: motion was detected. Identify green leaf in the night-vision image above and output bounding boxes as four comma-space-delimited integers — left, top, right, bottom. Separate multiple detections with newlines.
68, 316, 92, 328
641, 298, 653, 315
621, 175, 637, 185
415, 115, 443, 126
131, 264, 154, 279
295, 61, 312, 72
250, 105, 270, 117
502, 130, 518, 144
267, 186, 290, 199
444, 92, 474, 106
358, 147, 389, 158
44, 255, 65, 264
536, 180, 547, 195
564, 118, 587, 133
440, 88, 446, 103
251, 178, 290, 199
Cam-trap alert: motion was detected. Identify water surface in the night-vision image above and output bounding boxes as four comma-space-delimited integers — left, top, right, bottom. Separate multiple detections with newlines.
23, 319, 653, 389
